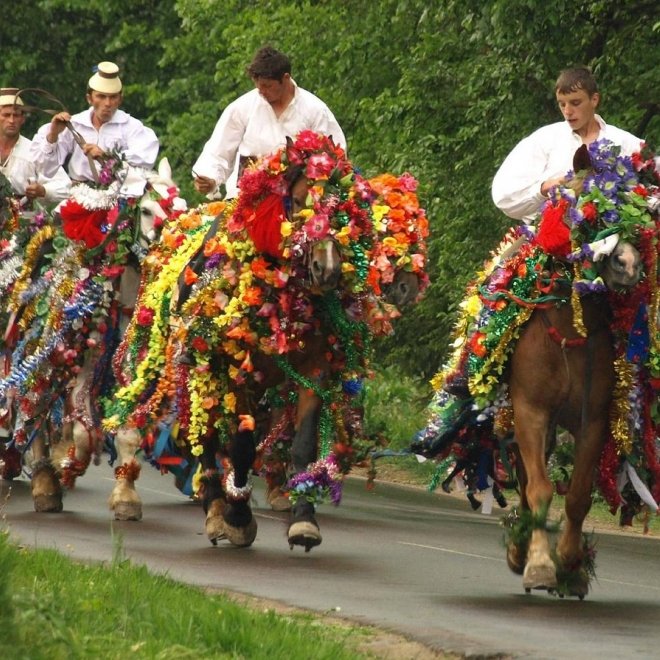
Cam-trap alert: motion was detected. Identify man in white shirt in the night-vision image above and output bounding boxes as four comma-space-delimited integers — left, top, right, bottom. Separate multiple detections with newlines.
193, 46, 346, 198
491, 66, 643, 224
0, 88, 70, 207
30, 62, 159, 192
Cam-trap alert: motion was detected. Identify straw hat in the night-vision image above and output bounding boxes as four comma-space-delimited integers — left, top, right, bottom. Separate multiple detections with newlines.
0, 88, 25, 107
88, 62, 122, 94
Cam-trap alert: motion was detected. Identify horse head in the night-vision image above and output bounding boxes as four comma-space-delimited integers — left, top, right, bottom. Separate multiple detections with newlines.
137, 158, 184, 248
288, 175, 341, 291
599, 239, 643, 290
381, 270, 421, 308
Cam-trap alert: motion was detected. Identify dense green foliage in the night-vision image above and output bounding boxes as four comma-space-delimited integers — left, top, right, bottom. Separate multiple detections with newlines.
0, 530, 369, 659
2, 1, 658, 377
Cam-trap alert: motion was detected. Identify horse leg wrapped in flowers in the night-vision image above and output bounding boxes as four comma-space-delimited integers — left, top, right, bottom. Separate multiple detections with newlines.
0, 156, 184, 513
414, 141, 659, 598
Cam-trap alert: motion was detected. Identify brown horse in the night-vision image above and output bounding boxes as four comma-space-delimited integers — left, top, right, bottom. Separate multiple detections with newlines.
506, 274, 636, 597
416, 141, 657, 598
502, 149, 655, 597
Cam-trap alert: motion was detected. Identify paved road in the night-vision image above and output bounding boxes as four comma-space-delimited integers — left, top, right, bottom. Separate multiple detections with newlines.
3, 461, 660, 658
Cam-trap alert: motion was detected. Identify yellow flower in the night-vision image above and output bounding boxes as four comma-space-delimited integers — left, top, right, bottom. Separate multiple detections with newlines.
281, 221, 293, 237
462, 294, 482, 317
371, 204, 391, 223
223, 392, 236, 413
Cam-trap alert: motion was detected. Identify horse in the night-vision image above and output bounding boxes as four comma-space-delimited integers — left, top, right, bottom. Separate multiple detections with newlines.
104, 132, 430, 553
414, 140, 659, 597
0, 156, 183, 513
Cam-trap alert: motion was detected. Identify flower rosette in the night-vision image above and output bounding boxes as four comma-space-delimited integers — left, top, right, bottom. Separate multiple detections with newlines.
367, 172, 430, 297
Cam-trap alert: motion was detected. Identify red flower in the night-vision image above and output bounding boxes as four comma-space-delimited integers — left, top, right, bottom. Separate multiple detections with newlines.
581, 201, 598, 223
136, 307, 154, 326
191, 336, 209, 353
101, 265, 125, 278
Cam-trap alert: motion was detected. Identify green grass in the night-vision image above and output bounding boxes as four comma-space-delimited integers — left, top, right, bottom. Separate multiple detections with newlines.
0, 530, 372, 660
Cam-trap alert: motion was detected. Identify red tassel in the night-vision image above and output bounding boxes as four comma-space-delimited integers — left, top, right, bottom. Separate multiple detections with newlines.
534, 200, 571, 257
59, 199, 108, 249
246, 193, 286, 258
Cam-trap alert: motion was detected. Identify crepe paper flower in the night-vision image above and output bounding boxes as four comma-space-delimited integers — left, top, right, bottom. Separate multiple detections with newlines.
183, 265, 199, 286
136, 306, 154, 326
304, 213, 331, 239
238, 414, 255, 432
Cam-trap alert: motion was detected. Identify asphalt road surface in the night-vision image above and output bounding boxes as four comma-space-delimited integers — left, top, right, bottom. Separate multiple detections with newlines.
3, 460, 660, 659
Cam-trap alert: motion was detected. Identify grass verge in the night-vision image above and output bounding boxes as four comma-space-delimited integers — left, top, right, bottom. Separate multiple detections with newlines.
0, 529, 374, 660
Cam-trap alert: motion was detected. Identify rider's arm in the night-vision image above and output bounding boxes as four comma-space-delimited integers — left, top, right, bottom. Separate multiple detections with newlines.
192, 99, 247, 194
30, 121, 74, 179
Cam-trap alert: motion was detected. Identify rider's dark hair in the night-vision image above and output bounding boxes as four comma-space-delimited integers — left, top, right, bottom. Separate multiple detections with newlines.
555, 66, 599, 96
246, 46, 291, 82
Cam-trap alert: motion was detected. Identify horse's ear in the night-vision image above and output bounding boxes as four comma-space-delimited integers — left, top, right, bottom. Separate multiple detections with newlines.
158, 157, 172, 183
573, 145, 591, 173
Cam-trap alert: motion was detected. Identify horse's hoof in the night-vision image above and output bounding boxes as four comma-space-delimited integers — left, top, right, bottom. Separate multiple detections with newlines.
223, 517, 257, 547
506, 543, 526, 575
288, 520, 322, 552
266, 486, 291, 512
113, 501, 143, 521
523, 563, 558, 591
33, 494, 63, 513
205, 514, 227, 545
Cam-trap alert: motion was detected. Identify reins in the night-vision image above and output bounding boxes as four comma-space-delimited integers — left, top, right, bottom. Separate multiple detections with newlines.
14, 87, 100, 183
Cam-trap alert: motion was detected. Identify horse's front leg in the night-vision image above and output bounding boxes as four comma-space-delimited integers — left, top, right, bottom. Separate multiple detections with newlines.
555, 418, 608, 597
288, 387, 322, 551
108, 426, 143, 520
511, 399, 557, 591
222, 426, 257, 547
30, 433, 63, 513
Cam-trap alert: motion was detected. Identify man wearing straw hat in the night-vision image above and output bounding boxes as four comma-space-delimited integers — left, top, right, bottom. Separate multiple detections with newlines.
0, 88, 70, 207
31, 61, 159, 188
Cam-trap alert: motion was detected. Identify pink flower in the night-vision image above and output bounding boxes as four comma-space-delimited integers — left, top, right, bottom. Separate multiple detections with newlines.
397, 172, 418, 192
136, 307, 154, 326
304, 213, 330, 239
306, 153, 335, 180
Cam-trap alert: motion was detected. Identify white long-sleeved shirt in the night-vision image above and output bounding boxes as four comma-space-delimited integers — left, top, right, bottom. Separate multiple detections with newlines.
491, 115, 642, 223
30, 108, 159, 185
0, 135, 71, 205
193, 83, 346, 199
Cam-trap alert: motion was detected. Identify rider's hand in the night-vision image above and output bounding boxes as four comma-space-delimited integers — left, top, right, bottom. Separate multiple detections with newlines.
82, 143, 106, 160
24, 182, 46, 199
194, 175, 217, 195
46, 111, 72, 143
540, 177, 565, 196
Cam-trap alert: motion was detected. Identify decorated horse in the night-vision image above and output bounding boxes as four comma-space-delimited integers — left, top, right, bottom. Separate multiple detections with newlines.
413, 140, 659, 597
104, 131, 429, 551
0, 154, 184, 512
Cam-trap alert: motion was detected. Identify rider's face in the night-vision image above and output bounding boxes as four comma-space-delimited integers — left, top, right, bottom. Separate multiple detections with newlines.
0, 106, 25, 139
86, 90, 122, 125
556, 88, 599, 134
253, 74, 290, 107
